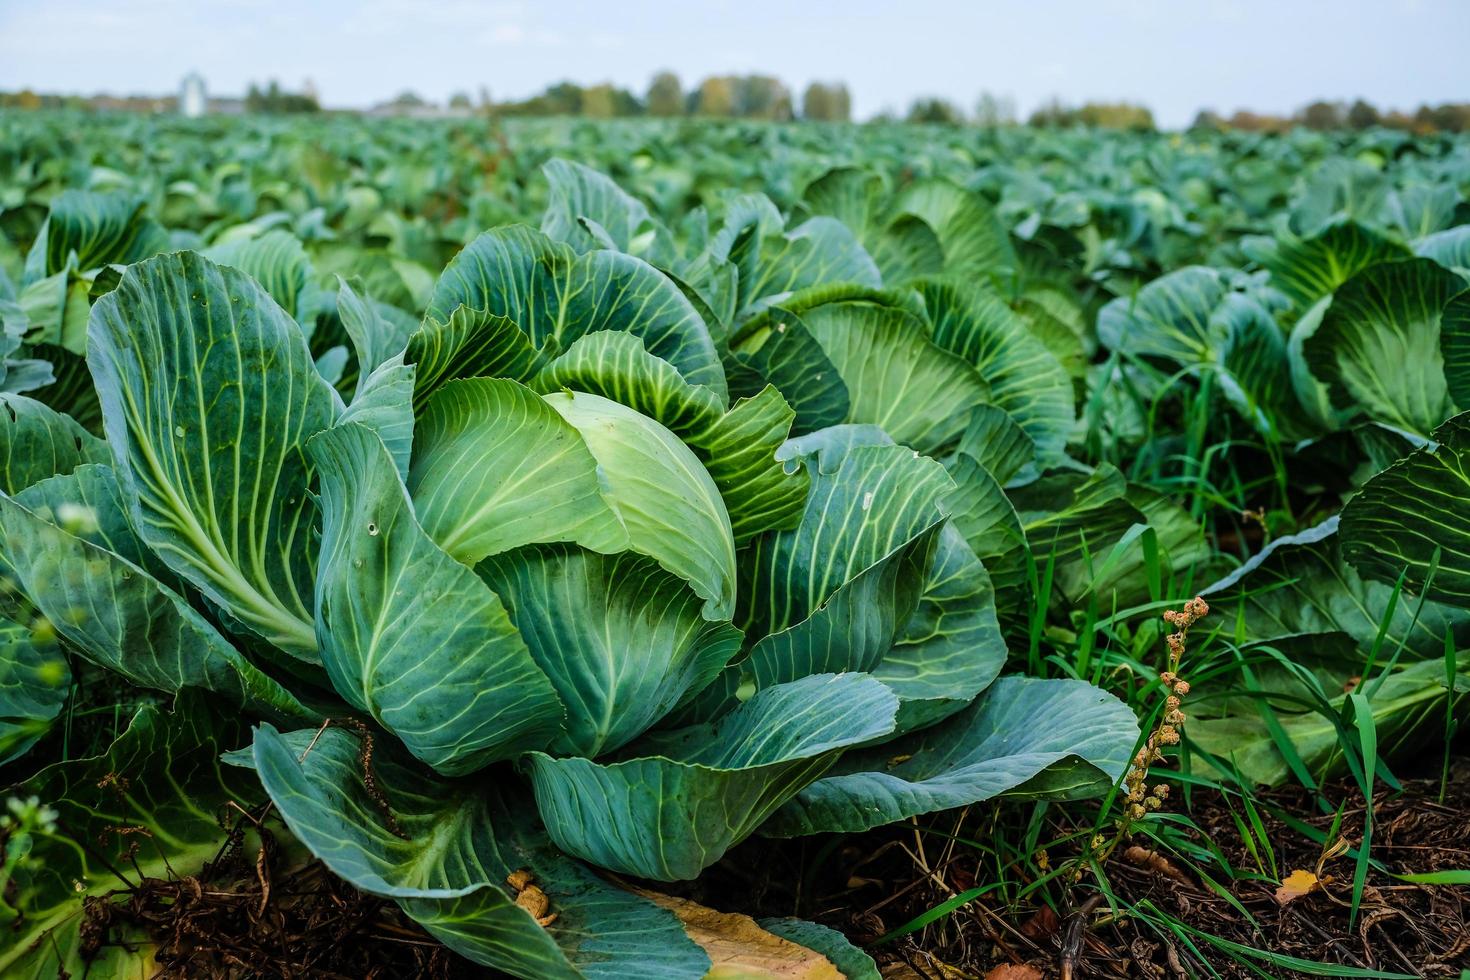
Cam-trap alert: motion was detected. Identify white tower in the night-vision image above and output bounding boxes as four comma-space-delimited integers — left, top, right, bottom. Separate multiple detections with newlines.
180, 72, 207, 117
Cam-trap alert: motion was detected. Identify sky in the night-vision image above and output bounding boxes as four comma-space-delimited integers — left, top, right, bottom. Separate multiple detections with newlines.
1, 0, 1467, 127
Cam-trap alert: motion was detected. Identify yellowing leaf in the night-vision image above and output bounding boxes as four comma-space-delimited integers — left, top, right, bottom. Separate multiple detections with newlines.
1274, 868, 1322, 904
633, 888, 842, 978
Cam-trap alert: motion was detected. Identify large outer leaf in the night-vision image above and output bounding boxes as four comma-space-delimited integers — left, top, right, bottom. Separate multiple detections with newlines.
954, 404, 1035, 486
17, 267, 91, 355
339, 356, 416, 480
944, 453, 1029, 603
1190, 656, 1467, 786
2, 696, 258, 979
686, 384, 810, 546
0, 473, 315, 722
727, 307, 851, 435
893, 180, 1015, 279
800, 167, 943, 284
1302, 258, 1465, 435
1206, 514, 1470, 655
1286, 295, 1353, 431
1010, 464, 1148, 602
1382, 183, 1458, 240
0, 299, 55, 395
739, 217, 882, 316
204, 229, 312, 321
311, 422, 562, 773
1441, 291, 1470, 407
528, 673, 899, 881
1340, 413, 1470, 607
671, 432, 948, 724
0, 615, 68, 765
480, 545, 742, 757
88, 251, 339, 654
732, 522, 941, 704
800, 301, 989, 454
1097, 266, 1226, 361
336, 275, 419, 393
1416, 225, 1470, 274
427, 226, 725, 397
802, 167, 885, 237
14, 463, 175, 581
0, 393, 108, 494
531, 330, 725, 435
1014, 286, 1087, 381
248, 724, 710, 979
743, 436, 953, 640
1216, 292, 1306, 439
409, 378, 626, 565
541, 158, 673, 264
877, 524, 1007, 733
917, 277, 1072, 466
1288, 157, 1389, 237
1241, 221, 1410, 312
763, 677, 1137, 836
22, 189, 167, 284
546, 390, 738, 620
405, 304, 544, 411
757, 918, 881, 980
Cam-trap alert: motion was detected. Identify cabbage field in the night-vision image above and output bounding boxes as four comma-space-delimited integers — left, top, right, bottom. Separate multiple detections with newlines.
2, 113, 1469, 977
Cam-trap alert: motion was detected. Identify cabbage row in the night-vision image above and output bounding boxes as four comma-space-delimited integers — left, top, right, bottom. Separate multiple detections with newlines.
2, 118, 1469, 977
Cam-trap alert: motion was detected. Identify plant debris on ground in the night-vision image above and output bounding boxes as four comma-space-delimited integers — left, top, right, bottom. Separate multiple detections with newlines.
683, 757, 1470, 978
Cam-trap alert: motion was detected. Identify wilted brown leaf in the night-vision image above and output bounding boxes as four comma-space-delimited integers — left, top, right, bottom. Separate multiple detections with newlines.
1019, 904, 1060, 939
985, 966, 1043, 980
633, 888, 841, 978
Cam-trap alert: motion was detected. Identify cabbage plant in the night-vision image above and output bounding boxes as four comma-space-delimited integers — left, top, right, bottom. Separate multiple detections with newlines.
0, 174, 1140, 977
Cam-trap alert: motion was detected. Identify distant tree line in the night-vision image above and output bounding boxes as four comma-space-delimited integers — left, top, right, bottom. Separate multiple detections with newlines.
6, 79, 1470, 135
1028, 99, 1154, 131
0, 90, 90, 110
486, 72, 851, 121
885, 94, 1152, 129
1193, 99, 1470, 134
245, 81, 320, 114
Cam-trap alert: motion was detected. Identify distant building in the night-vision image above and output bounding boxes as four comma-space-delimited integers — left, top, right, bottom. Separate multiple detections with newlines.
180, 72, 206, 117
366, 91, 451, 118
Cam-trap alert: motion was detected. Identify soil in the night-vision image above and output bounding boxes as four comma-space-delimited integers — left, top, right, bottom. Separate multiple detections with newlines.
79, 809, 482, 979
699, 760, 1470, 979
88, 761, 1470, 979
